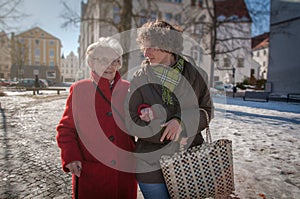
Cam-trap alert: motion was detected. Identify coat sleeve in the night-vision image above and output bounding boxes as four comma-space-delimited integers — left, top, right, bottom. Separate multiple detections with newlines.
172, 65, 214, 138
125, 79, 167, 144
56, 85, 83, 172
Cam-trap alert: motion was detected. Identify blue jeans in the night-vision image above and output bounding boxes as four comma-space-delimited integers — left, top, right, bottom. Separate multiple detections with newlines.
138, 182, 170, 199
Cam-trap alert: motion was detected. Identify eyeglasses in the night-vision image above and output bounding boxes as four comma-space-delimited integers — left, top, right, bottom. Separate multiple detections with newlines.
92, 57, 121, 67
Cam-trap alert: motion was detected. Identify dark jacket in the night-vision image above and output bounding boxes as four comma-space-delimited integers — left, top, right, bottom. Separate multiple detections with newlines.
56, 72, 137, 199
125, 58, 214, 183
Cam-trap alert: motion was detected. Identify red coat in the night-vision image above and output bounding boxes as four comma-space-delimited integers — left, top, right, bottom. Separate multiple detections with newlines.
56, 72, 137, 199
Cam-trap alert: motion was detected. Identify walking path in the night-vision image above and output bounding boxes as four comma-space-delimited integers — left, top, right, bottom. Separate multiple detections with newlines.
0, 93, 299, 198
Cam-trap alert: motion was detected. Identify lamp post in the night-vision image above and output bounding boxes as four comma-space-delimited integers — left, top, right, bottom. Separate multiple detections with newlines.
232, 67, 236, 98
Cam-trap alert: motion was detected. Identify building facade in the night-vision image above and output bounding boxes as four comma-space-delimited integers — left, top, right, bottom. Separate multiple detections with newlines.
0, 31, 12, 80
61, 51, 80, 82
213, 0, 254, 86
267, 0, 300, 95
78, 0, 253, 87
10, 27, 62, 83
252, 32, 269, 80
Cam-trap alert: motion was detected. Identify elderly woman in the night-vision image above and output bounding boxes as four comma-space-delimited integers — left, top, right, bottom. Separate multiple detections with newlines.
125, 20, 214, 199
56, 37, 137, 199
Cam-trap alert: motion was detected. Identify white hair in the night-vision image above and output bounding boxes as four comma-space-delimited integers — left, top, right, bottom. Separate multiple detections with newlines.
86, 37, 123, 69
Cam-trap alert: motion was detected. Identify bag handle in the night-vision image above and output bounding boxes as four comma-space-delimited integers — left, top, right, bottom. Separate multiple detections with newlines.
179, 108, 211, 151
199, 108, 212, 143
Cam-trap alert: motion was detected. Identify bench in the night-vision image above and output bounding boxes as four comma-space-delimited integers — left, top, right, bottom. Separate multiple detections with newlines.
243, 91, 269, 102
287, 93, 300, 103
25, 88, 66, 95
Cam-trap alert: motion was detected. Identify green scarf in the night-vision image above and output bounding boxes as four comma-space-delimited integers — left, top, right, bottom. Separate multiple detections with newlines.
152, 57, 184, 105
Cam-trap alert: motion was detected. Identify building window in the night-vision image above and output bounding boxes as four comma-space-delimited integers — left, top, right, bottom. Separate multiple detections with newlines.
263, 50, 266, 55
49, 40, 55, 45
224, 57, 230, 67
49, 49, 55, 57
257, 51, 260, 57
150, 11, 157, 20
46, 71, 56, 79
198, 0, 203, 7
35, 40, 40, 45
174, 14, 181, 24
237, 58, 244, 68
50, 61, 55, 66
140, 10, 148, 26
165, 13, 173, 21
191, 46, 202, 63
113, 6, 120, 24
250, 69, 255, 77
174, 0, 182, 3
263, 61, 266, 66
35, 48, 40, 57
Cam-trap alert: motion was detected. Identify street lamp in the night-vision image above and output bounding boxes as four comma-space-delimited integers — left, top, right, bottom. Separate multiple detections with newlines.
232, 67, 236, 98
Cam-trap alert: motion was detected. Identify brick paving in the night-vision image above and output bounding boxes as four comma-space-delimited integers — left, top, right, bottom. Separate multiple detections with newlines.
0, 95, 72, 198
1, 92, 300, 198
0, 94, 143, 199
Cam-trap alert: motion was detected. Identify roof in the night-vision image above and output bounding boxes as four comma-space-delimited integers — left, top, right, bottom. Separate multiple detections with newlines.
15, 27, 60, 42
214, 0, 252, 22
252, 32, 269, 50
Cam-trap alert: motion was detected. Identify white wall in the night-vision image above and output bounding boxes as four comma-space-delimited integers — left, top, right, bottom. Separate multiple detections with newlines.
267, 0, 300, 94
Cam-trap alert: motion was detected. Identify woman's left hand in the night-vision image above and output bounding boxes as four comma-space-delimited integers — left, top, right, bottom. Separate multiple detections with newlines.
160, 119, 182, 142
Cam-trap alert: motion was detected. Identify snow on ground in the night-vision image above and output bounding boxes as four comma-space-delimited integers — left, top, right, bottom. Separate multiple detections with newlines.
0, 90, 299, 198
211, 96, 300, 198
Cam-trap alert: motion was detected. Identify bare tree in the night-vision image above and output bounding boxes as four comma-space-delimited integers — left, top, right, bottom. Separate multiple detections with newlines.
10, 34, 29, 80
179, 0, 269, 87
0, 0, 26, 31
60, 0, 269, 85
60, 0, 165, 76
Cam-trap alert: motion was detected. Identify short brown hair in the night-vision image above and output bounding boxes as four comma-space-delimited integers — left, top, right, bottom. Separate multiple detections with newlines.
136, 20, 183, 55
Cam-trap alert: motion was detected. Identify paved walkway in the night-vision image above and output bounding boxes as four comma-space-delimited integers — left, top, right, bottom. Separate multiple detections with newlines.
0, 95, 143, 199
0, 97, 72, 198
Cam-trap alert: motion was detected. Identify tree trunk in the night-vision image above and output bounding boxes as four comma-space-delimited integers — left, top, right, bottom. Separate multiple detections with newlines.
119, 0, 133, 77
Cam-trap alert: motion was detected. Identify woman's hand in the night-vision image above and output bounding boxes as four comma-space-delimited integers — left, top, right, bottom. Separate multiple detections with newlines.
66, 161, 82, 177
139, 108, 154, 122
160, 119, 183, 142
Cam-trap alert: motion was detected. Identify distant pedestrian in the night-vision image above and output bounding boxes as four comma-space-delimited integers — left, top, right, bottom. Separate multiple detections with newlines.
34, 75, 40, 94
56, 37, 137, 199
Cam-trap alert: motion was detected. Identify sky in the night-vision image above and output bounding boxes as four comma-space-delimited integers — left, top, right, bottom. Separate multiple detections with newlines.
17, 0, 82, 56
15, 0, 270, 57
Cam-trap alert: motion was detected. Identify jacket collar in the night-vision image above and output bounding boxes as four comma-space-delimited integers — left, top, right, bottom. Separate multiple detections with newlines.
90, 71, 121, 91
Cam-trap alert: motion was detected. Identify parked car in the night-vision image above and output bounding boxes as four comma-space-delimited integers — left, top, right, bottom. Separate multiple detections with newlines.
40, 79, 49, 87
9, 80, 19, 87
0, 79, 10, 86
17, 78, 48, 88
214, 81, 234, 92
214, 81, 225, 91
45, 79, 55, 86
